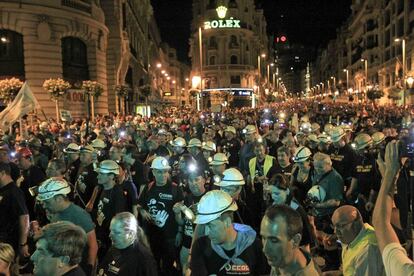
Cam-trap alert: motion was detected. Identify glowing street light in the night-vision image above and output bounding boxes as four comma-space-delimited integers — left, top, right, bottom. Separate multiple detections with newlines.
156, 63, 162, 68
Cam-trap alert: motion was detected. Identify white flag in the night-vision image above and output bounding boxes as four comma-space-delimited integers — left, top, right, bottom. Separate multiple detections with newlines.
0, 82, 41, 131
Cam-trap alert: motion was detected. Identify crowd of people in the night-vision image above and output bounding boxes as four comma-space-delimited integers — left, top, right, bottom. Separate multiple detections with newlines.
0, 99, 413, 275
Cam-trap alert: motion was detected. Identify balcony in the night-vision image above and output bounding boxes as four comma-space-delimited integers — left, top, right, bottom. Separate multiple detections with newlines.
61, 0, 92, 13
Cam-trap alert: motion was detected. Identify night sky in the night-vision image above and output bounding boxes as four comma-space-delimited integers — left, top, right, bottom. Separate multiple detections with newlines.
151, 0, 352, 63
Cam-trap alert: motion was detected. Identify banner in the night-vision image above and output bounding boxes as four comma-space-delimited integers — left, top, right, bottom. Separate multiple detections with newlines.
0, 82, 41, 131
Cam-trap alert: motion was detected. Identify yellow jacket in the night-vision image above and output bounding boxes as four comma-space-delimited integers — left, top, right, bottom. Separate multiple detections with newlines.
249, 155, 275, 184
342, 223, 385, 276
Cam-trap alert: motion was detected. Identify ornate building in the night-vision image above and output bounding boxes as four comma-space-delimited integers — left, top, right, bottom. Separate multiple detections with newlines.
189, 0, 269, 108
0, 0, 108, 118
0, 0, 189, 118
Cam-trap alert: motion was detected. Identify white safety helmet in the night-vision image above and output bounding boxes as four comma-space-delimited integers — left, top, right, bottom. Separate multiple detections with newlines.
300, 122, 312, 133
170, 137, 187, 147
242, 125, 256, 134
194, 190, 238, 224
209, 153, 229, 165
354, 133, 373, 150
95, 160, 120, 175
324, 123, 334, 135
293, 146, 312, 163
202, 141, 216, 152
307, 134, 318, 143
371, 132, 385, 146
215, 168, 245, 187
90, 139, 106, 149
311, 123, 320, 133
224, 126, 237, 135
37, 178, 71, 201
330, 127, 346, 143
317, 133, 331, 144
150, 156, 171, 170
63, 143, 80, 154
307, 185, 327, 204
187, 138, 202, 148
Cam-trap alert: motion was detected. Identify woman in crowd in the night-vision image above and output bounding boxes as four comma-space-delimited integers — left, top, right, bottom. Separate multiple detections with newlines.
98, 212, 157, 276
0, 243, 18, 276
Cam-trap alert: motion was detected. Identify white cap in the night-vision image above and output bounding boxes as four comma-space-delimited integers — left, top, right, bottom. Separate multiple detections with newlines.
194, 190, 238, 224
215, 168, 245, 187
151, 156, 171, 170
202, 141, 216, 152
243, 125, 256, 134
187, 138, 202, 148
170, 137, 187, 147
330, 127, 346, 143
209, 153, 229, 165
225, 126, 237, 134
293, 146, 312, 163
90, 139, 106, 149
95, 160, 120, 175
37, 178, 71, 201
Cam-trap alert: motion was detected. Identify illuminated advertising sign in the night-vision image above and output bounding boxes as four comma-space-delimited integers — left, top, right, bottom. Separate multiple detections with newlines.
204, 6, 241, 29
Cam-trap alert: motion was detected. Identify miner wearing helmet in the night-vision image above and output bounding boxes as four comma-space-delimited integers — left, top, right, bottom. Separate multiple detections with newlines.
330, 126, 357, 192
348, 133, 381, 222
137, 156, 184, 275
190, 190, 269, 275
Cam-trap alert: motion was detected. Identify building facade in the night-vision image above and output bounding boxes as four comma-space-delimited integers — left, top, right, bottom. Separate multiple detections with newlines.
0, 0, 109, 118
314, 0, 414, 104
189, 0, 269, 108
0, 0, 189, 118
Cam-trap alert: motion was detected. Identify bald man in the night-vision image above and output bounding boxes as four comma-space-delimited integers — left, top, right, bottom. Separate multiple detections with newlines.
331, 205, 384, 276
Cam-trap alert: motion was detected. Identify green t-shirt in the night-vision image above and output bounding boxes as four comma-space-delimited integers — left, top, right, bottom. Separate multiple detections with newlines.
54, 203, 95, 233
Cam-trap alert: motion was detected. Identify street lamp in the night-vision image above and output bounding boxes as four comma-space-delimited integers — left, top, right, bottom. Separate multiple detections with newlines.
360, 58, 368, 87
343, 69, 349, 93
331, 76, 336, 92
192, 76, 201, 111
156, 63, 162, 68
395, 38, 406, 105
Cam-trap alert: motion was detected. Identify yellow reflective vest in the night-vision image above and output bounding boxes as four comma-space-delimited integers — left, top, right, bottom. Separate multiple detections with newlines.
342, 223, 384, 276
249, 155, 275, 183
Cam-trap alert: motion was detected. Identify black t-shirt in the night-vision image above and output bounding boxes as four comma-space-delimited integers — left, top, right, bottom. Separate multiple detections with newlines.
190, 234, 269, 276
74, 163, 98, 207
62, 266, 86, 276
220, 138, 241, 167
20, 165, 46, 218
138, 182, 184, 239
130, 160, 149, 195
9, 162, 20, 182
0, 181, 28, 250
182, 193, 203, 249
94, 185, 127, 245
268, 163, 293, 179
352, 153, 381, 197
330, 144, 357, 181
121, 179, 139, 213
98, 243, 158, 276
